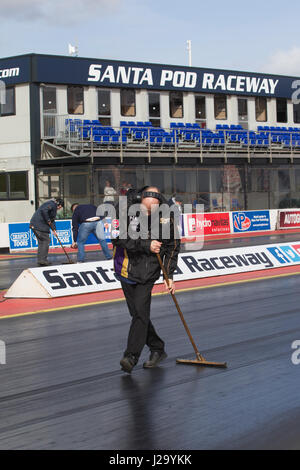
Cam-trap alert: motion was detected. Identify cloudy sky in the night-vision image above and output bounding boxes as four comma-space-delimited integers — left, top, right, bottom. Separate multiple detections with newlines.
1, 0, 300, 76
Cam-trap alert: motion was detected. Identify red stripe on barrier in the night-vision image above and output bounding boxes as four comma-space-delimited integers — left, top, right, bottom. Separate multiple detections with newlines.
1, 264, 300, 319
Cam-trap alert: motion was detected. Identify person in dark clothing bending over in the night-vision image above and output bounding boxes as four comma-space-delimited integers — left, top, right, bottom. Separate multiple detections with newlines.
30, 198, 64, 266
71, 203, 112, 263
112, 186, 180, 374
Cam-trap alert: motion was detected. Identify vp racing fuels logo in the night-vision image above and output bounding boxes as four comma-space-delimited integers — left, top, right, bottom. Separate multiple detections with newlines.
233, 213, 251, 231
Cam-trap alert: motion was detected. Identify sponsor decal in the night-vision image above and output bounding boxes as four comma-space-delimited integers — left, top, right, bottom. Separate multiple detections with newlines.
233, 211, 271, 233
185, 213, 230, 237
278, 210, 300, 229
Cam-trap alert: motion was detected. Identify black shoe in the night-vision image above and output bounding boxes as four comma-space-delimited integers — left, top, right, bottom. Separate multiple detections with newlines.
120, 354, 137, 374
38, 261, 52, 266
143, 351, 167, 369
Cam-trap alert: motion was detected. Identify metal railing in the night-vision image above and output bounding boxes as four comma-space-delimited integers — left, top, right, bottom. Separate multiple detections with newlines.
41, 116, 300, 161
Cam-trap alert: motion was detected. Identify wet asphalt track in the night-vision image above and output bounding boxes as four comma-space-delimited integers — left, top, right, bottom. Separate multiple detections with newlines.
0, 234, 300, 450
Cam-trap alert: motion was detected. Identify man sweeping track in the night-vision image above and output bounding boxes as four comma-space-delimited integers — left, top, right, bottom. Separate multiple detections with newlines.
112, 186, 180, 374
29, 197, 64, 266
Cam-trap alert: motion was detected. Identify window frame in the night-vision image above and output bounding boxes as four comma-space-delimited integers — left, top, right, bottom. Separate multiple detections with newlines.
0, 171, 28, 201
67, 85, 85, 115
169, 91, 184, 119
0, 85, 16, 117
276, 98, 288, 123
255, 96, 268, 122
120, 88, 136, 117
195, 94, 206, 121
214, 94, 227, 120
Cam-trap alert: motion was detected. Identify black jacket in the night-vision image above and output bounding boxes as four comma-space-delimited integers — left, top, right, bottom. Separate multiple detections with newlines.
30, 200, 58, 233
112, 203, 180, 284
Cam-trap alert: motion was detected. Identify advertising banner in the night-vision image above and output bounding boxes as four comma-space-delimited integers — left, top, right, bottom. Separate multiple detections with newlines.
8, 219, 112, 252
278, 210, 300, 229
232, 211, 271, 233
184, 212, 231, 238
6, 241, 300, 298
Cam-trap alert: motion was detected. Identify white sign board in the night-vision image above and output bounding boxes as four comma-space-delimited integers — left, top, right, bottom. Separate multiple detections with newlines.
5, 240, 300, 299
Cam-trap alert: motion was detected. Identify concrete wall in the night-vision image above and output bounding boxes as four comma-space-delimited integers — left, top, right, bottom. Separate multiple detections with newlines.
0, 83, 35, 223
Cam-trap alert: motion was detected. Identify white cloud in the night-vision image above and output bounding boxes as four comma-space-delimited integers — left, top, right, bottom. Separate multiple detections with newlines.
264, 46, 300, 77
1, 0, 121, 24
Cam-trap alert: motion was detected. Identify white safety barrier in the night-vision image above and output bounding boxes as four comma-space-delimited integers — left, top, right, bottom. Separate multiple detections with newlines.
5, 241, 300, 299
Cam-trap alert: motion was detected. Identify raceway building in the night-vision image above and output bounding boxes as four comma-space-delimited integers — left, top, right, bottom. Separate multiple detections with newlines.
1, 53, 300, 223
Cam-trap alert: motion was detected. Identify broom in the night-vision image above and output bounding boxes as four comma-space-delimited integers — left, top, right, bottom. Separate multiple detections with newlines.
157, 253, 227, 368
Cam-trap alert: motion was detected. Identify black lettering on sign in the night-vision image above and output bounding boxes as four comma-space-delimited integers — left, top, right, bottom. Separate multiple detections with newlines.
43, 269, 67, 290
220, 256, 235, 268
246, 253, 261, 266
96, 266, 116, 283
80, 271, 102, 285
63, 273, 85, 288
181, 256, 203, 273
210, 257, 225, 270
198, 258, 214, 271
256, 252, 274, 268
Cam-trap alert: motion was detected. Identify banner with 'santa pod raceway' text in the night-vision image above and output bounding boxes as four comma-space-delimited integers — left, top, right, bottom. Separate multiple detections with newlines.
5, 241, 300, 298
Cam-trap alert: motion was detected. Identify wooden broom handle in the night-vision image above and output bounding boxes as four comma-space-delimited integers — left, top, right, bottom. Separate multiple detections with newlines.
156, 253, 203, 358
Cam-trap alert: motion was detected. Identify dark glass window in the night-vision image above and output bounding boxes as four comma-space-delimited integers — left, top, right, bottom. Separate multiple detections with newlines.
42, 86, 57, 114
0, 86, 15, 116
255, 97, 267, 122
98, 90, 111, 116
195, 95, 206, 120
170, 91, 183, 118
294, 103, 300, 124
67, 86, 84, 114
276, 98, 287, 123
149, 92, 160, 118
0, 172, 28, 200
238, 98, 248, 121
120, 89, 136, 117
0, 173, 7, 198
214, 95, 227, 120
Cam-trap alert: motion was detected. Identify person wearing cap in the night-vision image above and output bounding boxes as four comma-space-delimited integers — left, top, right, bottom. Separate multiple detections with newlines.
168, 193, 183, 214
112, 186, 180, 374
30, 198, 64, 266
71, 203, 112, 263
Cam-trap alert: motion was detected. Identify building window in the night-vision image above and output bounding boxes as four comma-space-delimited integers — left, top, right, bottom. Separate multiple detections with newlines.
148, 92, 161, 127
42, 86, 57, 114
170, 91, 183, 118
120, 89, 136, 117
255, 97, 267, 122
294, 103, 300, 124
276, 98, 287, 123
214, 95, 227, 120
238, 98, 248, 122
67, 86, 84, 114
0, 86, 15, 116
0, 172, 28, 200
98, 89, 111, 126
195, 95, 206, 122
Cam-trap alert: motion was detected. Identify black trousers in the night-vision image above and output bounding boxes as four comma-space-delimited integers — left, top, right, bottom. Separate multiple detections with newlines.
121, 281, 165, 359
34, 229, 50, 264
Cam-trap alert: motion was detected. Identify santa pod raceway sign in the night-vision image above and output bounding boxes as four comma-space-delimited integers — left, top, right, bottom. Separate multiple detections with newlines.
184, 212, 230, 237
278, 210, 300, 229
5, 241, 300, 299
